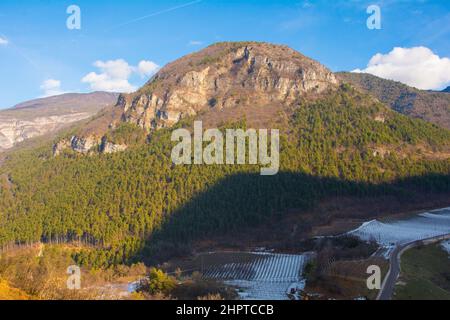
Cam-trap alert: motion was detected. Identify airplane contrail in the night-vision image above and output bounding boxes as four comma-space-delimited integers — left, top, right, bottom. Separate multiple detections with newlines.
0, 33, 42, 73
107, 0, 203, 32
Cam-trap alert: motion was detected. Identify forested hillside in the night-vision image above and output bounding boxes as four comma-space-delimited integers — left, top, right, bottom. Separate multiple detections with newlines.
1, 85, 449, 267
337, 72, 450, 130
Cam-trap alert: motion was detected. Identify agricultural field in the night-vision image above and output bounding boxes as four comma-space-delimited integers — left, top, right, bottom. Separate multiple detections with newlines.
169, 252, 310, 300
348, 207, 450, 256
394, 244, 450, 300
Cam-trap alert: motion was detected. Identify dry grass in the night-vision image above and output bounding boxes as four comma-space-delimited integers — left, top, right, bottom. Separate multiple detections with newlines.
305, 257, 389, 300
0, 280, 30, 300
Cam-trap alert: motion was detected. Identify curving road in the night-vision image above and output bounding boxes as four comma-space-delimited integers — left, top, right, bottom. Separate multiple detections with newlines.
377, 234, 450, 300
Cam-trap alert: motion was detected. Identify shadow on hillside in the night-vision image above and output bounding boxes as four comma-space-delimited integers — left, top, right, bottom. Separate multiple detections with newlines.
135, 170, 450, 264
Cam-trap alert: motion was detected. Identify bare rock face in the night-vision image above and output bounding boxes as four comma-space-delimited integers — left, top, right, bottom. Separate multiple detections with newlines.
100, 139, 127, 154
374, 114, 387, 123
53, 42, 338, 157
0, 113, 91, 150
53, 135, 101, 156
53, 139, 72, 156
70, 136, 99, 154
118, 42, 338, 130
53, 135, 128, 156
0, 92, 118, 151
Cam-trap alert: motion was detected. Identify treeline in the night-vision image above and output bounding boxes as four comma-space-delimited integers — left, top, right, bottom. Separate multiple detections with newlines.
0, 87, 450, 267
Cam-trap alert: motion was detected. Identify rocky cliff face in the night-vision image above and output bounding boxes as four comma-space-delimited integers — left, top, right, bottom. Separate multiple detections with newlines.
0, 113, 90, 150
100, 138, 128, 154
0, 92, 118, 151
53, 135, 128, 156
118, 42, 338, 130
52, 136, 97, 156
53, 42, 339, 156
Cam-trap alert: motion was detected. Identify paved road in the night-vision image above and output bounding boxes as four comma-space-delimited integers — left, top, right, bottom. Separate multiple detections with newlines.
377, 234, 450, 300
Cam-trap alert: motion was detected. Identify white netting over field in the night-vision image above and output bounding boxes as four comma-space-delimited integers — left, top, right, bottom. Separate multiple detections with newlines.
202, 253, 310, 300
349, 208, 450, 246
442, 240, 450, 256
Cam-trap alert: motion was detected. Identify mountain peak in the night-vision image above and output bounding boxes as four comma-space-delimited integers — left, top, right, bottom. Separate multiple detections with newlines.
117, 42, 338, 130
443, 86, 450, 93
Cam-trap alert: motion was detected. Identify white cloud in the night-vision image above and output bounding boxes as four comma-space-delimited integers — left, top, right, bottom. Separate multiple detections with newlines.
82, 59, 160, 93
137, 60, 160, 78
40, 79, 65, 97
353, 47, 450, 90
82, 59, 135, 93
82, 72, 135, 93
0, 37, 8, 46
94, 59, 134, 80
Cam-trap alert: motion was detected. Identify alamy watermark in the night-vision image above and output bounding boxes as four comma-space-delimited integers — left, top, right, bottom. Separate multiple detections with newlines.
171, 121, 280, 176
66, 265, 81, 290
366, 265, 381, 290
367, 5, 381, 30
66, 5, 81, 30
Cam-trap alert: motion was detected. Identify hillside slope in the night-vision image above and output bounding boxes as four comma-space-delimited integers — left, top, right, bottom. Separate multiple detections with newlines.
54, 42, 339, 155
120, 42, 337, 130
0, 280, 30, 300
0, 92, 118, 150
0, 42, 449, 267
337, 72, 450, 129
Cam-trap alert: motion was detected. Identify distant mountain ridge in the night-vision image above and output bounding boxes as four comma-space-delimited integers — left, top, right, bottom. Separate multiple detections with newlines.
0, 92, 118, 151
337, 72, 450, 130
443, 86, 450, 93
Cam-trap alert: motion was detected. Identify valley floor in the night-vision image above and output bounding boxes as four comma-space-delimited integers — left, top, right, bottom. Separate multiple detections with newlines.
188, 193, 450, 256
299, 206, 450, 300
2, 198, 450, 300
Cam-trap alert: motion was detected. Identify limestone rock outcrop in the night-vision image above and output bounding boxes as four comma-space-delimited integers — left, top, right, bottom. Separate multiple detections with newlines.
100, 139, 128, 154
53, 42, 339, 157
0, 92, 118, 151
118, 42, 338, 130
0, 113, 90, 150
53, 135, 101, 155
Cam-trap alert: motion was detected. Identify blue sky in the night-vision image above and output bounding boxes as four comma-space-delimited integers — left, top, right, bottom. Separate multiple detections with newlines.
0, 0, 449, 107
